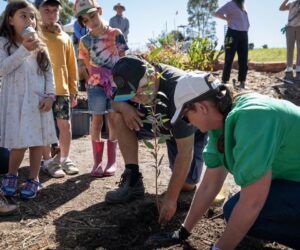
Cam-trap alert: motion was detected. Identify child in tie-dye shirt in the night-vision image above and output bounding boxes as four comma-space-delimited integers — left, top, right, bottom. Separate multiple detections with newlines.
75, 0, 128, 177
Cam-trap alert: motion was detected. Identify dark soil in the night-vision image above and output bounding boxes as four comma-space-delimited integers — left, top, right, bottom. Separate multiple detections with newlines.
0, 69, 297, 250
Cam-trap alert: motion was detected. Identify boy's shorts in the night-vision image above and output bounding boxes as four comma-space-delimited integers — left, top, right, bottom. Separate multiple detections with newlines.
87, 85, 113, 115
53, 96, 71, 120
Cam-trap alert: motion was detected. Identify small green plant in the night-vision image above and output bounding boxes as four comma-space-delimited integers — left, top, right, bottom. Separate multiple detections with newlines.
147, 46, 185, 69
140, 64, 171, 212
187, 36, 224, 71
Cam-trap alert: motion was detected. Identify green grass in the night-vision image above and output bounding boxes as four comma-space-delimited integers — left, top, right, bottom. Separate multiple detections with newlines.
248, 48, 286, 62
219, 48, 289, 62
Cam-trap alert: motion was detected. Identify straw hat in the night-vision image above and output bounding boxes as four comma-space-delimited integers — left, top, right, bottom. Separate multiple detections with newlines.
113, 3, 125, 11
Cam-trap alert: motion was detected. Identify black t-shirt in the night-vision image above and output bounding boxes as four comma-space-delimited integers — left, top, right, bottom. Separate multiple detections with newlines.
134, 63, 199, 139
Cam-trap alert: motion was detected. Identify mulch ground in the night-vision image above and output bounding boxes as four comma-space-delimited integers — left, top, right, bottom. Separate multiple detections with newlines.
0, 69, 297, 250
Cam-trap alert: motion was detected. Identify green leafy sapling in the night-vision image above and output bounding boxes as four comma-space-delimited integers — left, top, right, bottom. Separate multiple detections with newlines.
140, 63, 171, 212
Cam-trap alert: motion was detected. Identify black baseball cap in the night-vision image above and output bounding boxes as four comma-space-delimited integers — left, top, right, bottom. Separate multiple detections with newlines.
35, 0, 61, 8
112, 56, 147, 101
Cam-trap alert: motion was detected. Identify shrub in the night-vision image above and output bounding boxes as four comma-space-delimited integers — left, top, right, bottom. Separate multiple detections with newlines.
187, 37, 224, 71
147, 46, 185, 69
248, 43, 255, 50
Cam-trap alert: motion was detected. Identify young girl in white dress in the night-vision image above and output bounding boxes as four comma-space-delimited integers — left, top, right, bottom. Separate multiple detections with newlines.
0, 0, 57, 199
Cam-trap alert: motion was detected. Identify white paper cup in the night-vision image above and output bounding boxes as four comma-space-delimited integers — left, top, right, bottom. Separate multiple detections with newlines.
22, 26, 38, 40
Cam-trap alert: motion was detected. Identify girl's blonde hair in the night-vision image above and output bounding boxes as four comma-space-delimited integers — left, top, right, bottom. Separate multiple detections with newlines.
0, 0, 50, 73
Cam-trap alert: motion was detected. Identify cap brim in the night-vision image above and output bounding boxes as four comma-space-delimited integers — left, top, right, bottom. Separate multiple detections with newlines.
114, 93, 136, 102
77, 7, 98, 17
171, 105, 184, 124
113, 78, 140, 102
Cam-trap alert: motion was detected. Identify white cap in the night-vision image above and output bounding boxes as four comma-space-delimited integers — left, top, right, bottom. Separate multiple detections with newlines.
171, 72, 222, 124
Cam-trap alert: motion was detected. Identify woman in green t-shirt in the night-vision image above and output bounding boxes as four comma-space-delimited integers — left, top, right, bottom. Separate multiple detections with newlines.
154, 72, 300, 250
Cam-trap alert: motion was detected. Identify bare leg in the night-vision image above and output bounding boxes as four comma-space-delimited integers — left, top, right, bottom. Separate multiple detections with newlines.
56, 118, 72, 159
42, 145, 52, 161
91, 114, 104, 142
286, 26, 296, 69
107, 112, 117, 141
29, 146, 43, 181
8, 148, 27, 175
111, 112, 138, 164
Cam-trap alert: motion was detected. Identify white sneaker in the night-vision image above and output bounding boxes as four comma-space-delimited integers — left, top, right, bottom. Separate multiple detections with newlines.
61, 159, 79, 175
285, 67, 293, 72
42, 157, 65, 178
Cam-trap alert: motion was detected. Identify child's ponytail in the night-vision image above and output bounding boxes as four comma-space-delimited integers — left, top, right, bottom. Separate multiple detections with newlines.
37, 49, 50, 73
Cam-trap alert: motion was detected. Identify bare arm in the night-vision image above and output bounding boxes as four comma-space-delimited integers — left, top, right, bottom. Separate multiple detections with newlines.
183, 166, 228, 231
216, 170, 272, 250
213, 12, 228, 21
158, 134, 195, 224
279, 0, 290, 11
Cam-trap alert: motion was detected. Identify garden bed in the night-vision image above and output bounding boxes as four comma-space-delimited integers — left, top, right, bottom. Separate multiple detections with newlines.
0, 69, 297, 250
214, 61, 286, 73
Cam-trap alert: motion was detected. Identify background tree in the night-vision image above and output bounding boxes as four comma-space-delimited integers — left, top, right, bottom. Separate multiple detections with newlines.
59, 0, 74, 25
187, 0, 218, 40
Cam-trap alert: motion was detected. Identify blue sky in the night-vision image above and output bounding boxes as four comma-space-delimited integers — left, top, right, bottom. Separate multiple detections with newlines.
0, 0, 289, 50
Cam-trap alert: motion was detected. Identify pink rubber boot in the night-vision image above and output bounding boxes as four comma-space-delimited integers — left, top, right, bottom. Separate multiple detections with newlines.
91, 141, 104, 177
103, 140, 117, 177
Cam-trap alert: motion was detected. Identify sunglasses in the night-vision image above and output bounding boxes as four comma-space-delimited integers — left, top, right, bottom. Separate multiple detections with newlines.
181, 102, 196, 124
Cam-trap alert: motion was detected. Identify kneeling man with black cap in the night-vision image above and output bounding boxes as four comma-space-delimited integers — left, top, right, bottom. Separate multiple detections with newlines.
105, 56, 208, 224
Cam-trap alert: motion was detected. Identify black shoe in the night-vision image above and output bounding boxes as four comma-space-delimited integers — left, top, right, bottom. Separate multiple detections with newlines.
105, 168, 145, 204
239, 81, 245, 89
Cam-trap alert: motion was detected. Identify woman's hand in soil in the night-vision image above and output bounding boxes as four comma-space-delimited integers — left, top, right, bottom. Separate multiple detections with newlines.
147, 225, 190, 244
158, 197, 177, 224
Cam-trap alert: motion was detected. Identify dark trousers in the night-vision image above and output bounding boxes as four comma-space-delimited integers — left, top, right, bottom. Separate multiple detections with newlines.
223, 179, 300, 249
222, 28, 248, 82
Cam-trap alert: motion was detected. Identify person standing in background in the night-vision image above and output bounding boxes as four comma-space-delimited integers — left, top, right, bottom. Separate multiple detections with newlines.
75, 0, 128, 178
279, 0, 300, 81
73, 19, 89, 43
0, 0, 57, 199
73, 19, 89, 91
109, 3, 129, 42
35, 0, 79, 178
214, 0, 249, 89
